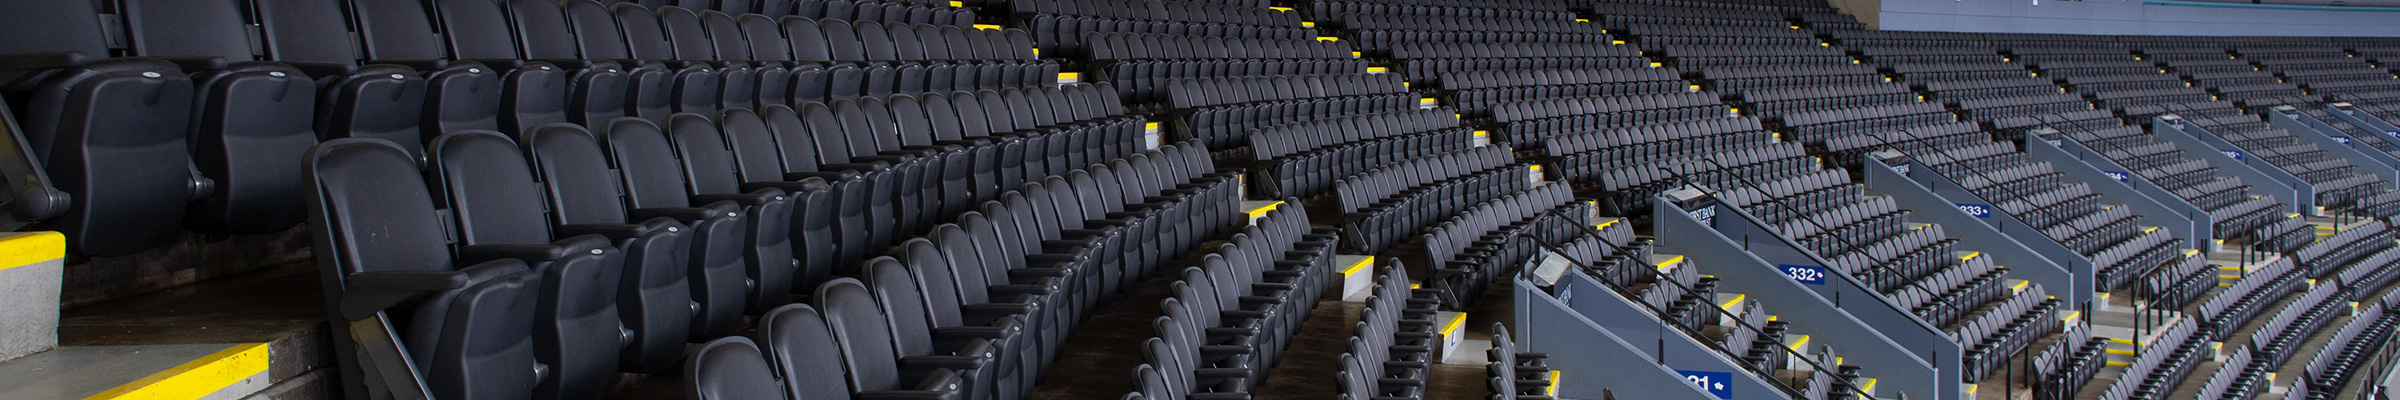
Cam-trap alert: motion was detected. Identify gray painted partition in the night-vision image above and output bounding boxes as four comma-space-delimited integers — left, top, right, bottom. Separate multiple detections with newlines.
2025, 133, 2203, 250
2266, 108, 2400, 185
1656, 200, 1938, 400
1677, 194, 1969, 400
1864, 158, 2086, 306
2152, 115, 2311, 215
1513, 277, 1726, 400
1555, 273, 1786, 399
1890, 154, 2098, 301
2327, 103, 2400, 135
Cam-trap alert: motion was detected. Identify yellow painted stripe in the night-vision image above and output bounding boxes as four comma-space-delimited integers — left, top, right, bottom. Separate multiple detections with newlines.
1441, 312, 1469, 338
2061, 310, 2082, 323
1352, 51, 1362, 57
2143, 226, 2160, 234
1367, 67, 1389, 73
1302, 21, 1315, 27
1316, 36, 1340, 42
1654, 255, 1686, 271
0, 231, 63, 272
1144, 122, 1159, 131
1409, 282, 1420, 289
1342, 256, 1375, 276
2011, 280, 2030, 293
1246, 201, 1283, 220
973, 24, 1000, 30
1960, 252, 1981, 262
1418, 97, 1436, 105
2107, 337, 2135, 344
2186, 249, 2202, 257
1648, 62, 1661, 67
1596, 219, 1621, 230
1269, 6, 1292, 11
1474, 130, 1488, 137
2106, 361, 2131, 367
1718, 293, 1746, 310
1787, 334, 1810, 351
1056, 72, 1078, 81
1860, 378, 1876, 395
1030, 48, 1038, 56
1528, 165, 1542, 176
1611, 40, 1625, 45
86, 343, 270, 400
948, 0, 961, 6
1575, 18, 1589, 22
1547, 370, 1560, 396
2106, 348, 2135, 356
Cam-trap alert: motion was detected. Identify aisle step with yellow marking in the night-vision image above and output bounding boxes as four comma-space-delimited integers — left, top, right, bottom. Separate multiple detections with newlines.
1340, 255, 1377, 301
1435, 311, 1469, 360
1653, 254, 1687, 272
0, 343, 270, 400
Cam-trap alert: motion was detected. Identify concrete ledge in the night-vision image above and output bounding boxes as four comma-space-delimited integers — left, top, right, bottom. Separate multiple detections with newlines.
0, 231, 64, 362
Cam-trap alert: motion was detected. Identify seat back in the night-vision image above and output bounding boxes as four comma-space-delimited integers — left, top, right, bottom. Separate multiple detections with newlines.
686, 337, 791, 400
756, 303, 858, 399
303, 138, 541, 400
601, 118, 698, 209
427, 130, 557, 247
118, 0, 320, 236
1, 0, 198, 256
816, 278, 911, 391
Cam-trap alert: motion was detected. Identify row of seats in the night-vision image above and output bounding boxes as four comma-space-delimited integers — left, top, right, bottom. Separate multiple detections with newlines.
1485, 325, 1555, 400
2198, 258, 2302, 340
2302, 290, 2400, 395
1008, 0, 1301, 26
1441, 68, 1692, 116
1335, 265, 1445, 400
1953, 285, 2060, 382
1419, 184, 1587, 308
1163, 73, 1416, 148
1247, 110, 1475, 201
2032, 324, 2104, 400
1329, 146, 1528, 254
2091, 318, 2203, 400
2296, 221, 2396, 278
1132, 206, 1343, 399
1024, 14, 1316, 58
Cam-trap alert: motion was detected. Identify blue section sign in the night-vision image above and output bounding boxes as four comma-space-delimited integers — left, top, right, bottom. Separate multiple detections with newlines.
1780, 264, 1826, 285
1678, 369, 1734, 399
1957, 203, 1993, 218
2222, 149, 2244, 160
2333, 135, 2354, 145
2104, 171, 2130, 183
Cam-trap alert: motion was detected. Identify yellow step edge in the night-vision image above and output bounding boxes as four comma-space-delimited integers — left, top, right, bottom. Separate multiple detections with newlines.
1654, 255, 1686, 271
1144, 122, 1159, 131
1418, 97, 1436, 104
2105, 348, 2135, 355
2060, 310, 2082, 323
1302, 21, 1315, 27
1596, 219, 1621, 230
1269, 6, 1292, 11
86, 343, 271, 400
1410, 283, 1420, 289
2107, 337, 2135, 344
1441, 312, 1470, 339
2185, 249, 2201, 257
2106, 361, 2131, 367
1342, 256, 1376, 276
1367, 67, 1389, 73
1767, 315, 1777, 321
948, 1, 961, 6
1787, 334, 1810, 351
1959, 252, 1981, 262
1860, 378, 1876, 395
1316, 36, 1340, 42
0, 231, 64, 272
1718, 293, 1746, 310
1245, 201, 1283, 220
2143, 226, 2159, 234
973, 24, 1001, 30
2011, 280, 2030, 293
1547, 370, 1561, 396
1056, 72, 1078, 81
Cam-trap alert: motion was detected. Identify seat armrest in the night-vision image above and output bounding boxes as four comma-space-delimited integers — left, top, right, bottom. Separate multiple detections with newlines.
822, 162, 892, 174
629, 206, 737, 224
556, 221, 682, 242
338, 259, 530, 319
380, 59, 450, 71
742, 177, 830, 194
692, 189, 785, 208
0, 51, 88, 71
457, 244, 579, 265
156, 56, 228, 72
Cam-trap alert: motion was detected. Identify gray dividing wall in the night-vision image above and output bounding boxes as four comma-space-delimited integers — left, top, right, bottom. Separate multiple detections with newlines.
1829, 0, 2400, 37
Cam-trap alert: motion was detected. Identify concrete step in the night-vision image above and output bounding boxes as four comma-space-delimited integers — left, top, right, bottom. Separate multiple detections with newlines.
3, 263, 331, 400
